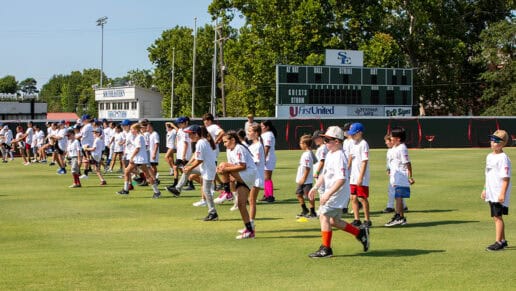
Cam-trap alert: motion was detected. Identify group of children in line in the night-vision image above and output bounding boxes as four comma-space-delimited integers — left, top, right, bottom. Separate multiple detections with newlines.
0, 117, 511, 254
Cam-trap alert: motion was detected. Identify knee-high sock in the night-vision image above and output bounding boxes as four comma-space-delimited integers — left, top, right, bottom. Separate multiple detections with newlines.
264, 179, 274, 197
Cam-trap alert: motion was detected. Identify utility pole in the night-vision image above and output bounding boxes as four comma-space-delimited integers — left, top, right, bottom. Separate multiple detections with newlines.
191, 17, 197, 118
216, 24, 227, 117
170, 47, 175, 118
210, 21, 218, 117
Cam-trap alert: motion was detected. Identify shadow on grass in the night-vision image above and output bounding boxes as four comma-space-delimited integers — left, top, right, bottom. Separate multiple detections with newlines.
336, 249, 446, 258
400, 220, 478, 228
261, 228, 321, 233
258, 235, 320, 239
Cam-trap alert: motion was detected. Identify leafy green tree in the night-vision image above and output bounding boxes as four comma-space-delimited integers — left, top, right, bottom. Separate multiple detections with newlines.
126, 69, 153, 88
473, 19, 515, 116
0, 75, 18, 94
149, 25, 215, 117
18, 78, 39, 95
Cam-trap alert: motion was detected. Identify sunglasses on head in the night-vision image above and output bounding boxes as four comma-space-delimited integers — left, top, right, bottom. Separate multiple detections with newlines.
490, 136, 503, 143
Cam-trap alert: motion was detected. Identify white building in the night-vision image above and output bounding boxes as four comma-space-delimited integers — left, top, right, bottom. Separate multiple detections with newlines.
95, 86, 163, 119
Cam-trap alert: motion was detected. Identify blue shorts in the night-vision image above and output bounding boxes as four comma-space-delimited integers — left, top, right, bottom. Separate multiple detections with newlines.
394, 186, 410, 198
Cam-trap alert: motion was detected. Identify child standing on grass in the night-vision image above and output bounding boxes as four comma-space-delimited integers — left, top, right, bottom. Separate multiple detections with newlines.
482, 129, 511, 251
383, 134, 408, 213
384, 127, 414, 227
83, 128, 107, 186
307, 126, 369, 258
312, 130, 327, 200
295, 135, 316, 218
348, 123, 372, 228
66, 130, 82, 188
243, 124, 265, 233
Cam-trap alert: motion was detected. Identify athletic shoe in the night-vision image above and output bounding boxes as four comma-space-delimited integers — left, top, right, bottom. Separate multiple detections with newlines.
152, 192, 161, 199
69, 184, 81, 188
183, 184, 195, 191
192, 199, 207, 207
382, 207, 395, 213
356, 227, 370, 252
100, 181, 107, 186
263, 196, 275, 203
116, 189, 129, 196
399, 217, 407, 225
23, 162, 31, 166
362, 220, 372, 228
57, 168, 67, 175
40, 159, 47, 163
49, 162, 56, 166
308, 212, 318, 219
229, 204, 239, 211
384, 214, 400, 227
203, 212, 219, 221
2, 160, 8, 163
236, 229, 255, 239
296, 209, 309, 218
214, 191, 233, 204
486, 241, 505, 251
351, 220, 362, 227
79, 174, 89, 179
309, 245, 333, 258
501, 241, 508, 248
259, 196, 268, 202
166, 185, 181, 197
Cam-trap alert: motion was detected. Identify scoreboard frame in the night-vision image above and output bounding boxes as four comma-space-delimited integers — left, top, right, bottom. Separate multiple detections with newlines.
276, 64, 413, 118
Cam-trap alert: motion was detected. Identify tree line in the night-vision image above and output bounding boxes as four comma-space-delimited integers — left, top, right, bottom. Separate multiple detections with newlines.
3, 0, 514, 117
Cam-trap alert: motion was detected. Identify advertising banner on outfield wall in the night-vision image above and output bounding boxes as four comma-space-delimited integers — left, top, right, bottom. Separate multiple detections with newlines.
277, 105, 412, 118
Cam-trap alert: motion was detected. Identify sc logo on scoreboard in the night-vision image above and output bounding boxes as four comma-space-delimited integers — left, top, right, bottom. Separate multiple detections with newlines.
337, 51, 352, 65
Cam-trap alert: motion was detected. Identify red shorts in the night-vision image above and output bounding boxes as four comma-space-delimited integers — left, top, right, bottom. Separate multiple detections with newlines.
350, 184, 369, 198
25, 144, 31, 150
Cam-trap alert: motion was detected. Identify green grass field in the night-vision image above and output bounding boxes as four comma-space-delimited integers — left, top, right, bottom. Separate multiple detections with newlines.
1, 148, 515, 290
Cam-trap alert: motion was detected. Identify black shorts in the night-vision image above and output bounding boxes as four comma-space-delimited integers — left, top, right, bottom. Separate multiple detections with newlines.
103, 147, 110, 157
235, 181, 250, 192
55, 146, 65, 155
296, 183, 312, 196
489, 202, 509, 217
175, 159, 187, 166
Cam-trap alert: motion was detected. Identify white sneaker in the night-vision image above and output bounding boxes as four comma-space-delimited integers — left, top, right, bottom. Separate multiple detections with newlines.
214, 191, 233, 204
79, 175, 89, 179
230, 204, 239, 211
192, 199, 207, 207
236, 229, 255, 239
24, 162, 31, 166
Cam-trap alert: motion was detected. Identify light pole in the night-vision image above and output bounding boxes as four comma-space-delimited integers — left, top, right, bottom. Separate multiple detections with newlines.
171, 47, 175, 118
96, 16, 108, 88
191, 17, 197, 118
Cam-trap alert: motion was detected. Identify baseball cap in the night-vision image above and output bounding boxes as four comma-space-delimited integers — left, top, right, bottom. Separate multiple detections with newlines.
184, 124, 201, 134
489, 130, 509, 146
312, 130, 323, 139
347, 123, 365, 135
120, 119, 131, 126
322, 126, 344, 140
81, 114, 91, 121
176, 116, 188, 124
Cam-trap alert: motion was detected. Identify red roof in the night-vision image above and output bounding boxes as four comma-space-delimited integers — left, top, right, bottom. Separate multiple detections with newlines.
46, 112, 80, 121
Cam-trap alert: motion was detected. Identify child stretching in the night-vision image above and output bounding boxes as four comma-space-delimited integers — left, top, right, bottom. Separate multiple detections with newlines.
295, 135, 316, 218
307, 126, 369, 258
482, 130, 511, 251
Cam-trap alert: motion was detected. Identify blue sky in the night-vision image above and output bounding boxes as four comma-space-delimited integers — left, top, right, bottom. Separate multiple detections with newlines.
0, 0, 221, 88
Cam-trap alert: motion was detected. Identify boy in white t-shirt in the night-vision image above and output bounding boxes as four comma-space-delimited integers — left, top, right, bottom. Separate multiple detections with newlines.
348, 123, 372, 228
295, 135, 316, 218
384, 127, 415, 227
307, 126, 369, 258
482, 130, 511, 251
83, 128, 107, 185
66, 130, 82, 188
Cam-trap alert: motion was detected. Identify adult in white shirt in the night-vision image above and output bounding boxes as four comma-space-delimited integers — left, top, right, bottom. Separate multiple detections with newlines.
260, 120, 277, 203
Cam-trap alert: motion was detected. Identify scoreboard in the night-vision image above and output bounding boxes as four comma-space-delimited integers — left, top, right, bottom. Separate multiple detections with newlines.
276, 65, 413, 118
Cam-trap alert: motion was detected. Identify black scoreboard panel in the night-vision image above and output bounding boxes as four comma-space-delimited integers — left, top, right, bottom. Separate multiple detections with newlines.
277, 65, 413, 106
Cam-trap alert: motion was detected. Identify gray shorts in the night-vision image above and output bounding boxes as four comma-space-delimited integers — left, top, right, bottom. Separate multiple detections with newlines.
70, 157, 80, 174
318, 205, 343, 218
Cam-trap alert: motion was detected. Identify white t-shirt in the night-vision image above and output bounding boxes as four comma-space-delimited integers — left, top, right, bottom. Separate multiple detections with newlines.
322, 149, 347, 208
131, 134, 149, 165
296, 150, 314, 185
149, 131, 160, 163
261, 131, 276, 170
206, 123, 223, 156
35, 130, 45, 147
80, 123, 94, 147
314, 144, 328, 175
166, 128, 177, 149
485, 152, 512, 207
248, 141, 265, 188
227, 143, 257, 186
67, 139, 81, 158
91, 137, 105, 162
25, 127, 34, 146
350, 139, 370, 186
389, 143, 411, 187
103, 127, 113, 147
176, 128, 192, 161
56, 128, 68, 151
113, 132, 125, 153
195, 138, 217, 180
122, 130, 131, 157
